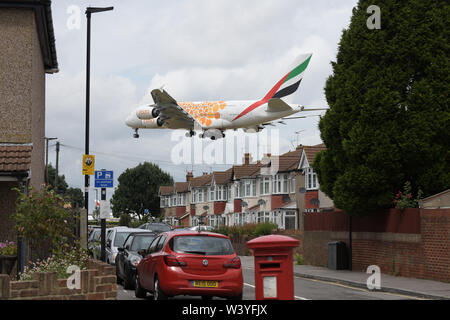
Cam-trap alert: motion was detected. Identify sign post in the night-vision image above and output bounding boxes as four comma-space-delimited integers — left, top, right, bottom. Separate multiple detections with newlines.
95, 170, 113, 262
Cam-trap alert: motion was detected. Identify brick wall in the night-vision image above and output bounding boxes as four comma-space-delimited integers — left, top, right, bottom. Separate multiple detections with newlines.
302, 209, 450, 283
0, 259, 117, 300
0, 181, 19, 242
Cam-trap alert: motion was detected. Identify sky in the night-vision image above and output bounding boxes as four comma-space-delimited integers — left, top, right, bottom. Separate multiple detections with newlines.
44, 0, 357, 213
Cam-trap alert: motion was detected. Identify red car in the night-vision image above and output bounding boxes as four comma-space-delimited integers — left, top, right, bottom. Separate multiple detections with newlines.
135, 230, 243, 300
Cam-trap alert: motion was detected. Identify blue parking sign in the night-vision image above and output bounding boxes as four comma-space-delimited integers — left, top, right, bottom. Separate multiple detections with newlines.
95, 170, 114, 188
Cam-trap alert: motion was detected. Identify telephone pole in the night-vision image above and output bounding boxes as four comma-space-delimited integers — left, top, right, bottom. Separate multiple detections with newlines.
54, 141, 60, 192
44, 137, 57, 184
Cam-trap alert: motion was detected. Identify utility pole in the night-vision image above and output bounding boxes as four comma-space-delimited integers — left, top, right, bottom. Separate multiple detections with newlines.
100, 187, 106, 262
54, 141, 60, 192
44, 137, 57, 184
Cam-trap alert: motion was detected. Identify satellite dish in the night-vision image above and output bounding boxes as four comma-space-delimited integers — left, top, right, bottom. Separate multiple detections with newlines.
203, 205, 209, 211
258, 199, 266, 206
241, 201, 248, 207
310, 198, 320, 206
299, 187, 306, 194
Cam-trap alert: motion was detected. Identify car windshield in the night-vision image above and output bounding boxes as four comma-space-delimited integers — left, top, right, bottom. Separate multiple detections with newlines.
131, 235, 156, 251
146, 224, 171, 233
171, 236, 234, 256
114, 232, 132, 247
89, 229, 100, 241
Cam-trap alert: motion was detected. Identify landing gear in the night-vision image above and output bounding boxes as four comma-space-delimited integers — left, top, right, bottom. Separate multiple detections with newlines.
133, 129, 139, 138
185, 130, 196, 138
199, 130, 225, 140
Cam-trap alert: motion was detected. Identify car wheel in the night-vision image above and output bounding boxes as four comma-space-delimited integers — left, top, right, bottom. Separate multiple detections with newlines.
124, 272, 135, 290
226, 292, 243, 300
134, 274, 147, 299
115, 265, 123, 284
153, 277, 168, 300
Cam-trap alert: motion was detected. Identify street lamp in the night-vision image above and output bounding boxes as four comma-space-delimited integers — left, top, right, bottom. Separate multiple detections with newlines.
84, 6, 113, 255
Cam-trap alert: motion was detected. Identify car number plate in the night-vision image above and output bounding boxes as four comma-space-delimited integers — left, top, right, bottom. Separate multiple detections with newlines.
191, 280, 218, 288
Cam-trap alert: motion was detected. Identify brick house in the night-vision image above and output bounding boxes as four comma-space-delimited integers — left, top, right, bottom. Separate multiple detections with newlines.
0, 0, 58, 242
159, 143, 335, 230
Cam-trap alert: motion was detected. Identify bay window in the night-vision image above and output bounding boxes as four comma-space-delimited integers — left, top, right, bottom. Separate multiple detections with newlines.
306, 168, 318, 190
273, 174, 288, 194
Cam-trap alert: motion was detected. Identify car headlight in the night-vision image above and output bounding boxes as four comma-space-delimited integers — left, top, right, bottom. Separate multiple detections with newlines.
131, 256, 141, 267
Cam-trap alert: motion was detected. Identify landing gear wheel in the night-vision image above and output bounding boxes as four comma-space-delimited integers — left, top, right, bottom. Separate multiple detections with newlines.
210, 136, 216, 140
133, 129, 139, 138
199, 133, 204, 139
185, 130, 196, 137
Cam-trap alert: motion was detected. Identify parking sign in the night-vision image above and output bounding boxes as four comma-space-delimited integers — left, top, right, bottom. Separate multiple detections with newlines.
95, 170, 114, 188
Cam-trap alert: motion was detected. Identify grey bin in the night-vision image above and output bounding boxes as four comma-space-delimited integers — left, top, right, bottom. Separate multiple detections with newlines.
328, 241, 349, 270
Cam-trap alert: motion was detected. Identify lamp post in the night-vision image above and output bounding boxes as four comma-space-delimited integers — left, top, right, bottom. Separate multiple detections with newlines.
84, 6, 113, 245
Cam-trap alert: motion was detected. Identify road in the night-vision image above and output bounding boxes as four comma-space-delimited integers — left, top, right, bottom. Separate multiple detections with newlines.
117, 265, 420, 300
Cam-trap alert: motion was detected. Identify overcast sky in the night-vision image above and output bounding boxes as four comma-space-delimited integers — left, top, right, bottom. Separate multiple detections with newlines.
45, 0, 357, 212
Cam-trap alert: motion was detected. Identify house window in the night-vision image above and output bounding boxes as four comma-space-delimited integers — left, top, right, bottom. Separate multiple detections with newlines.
273, 174, 288, 194
291, 176, 295, 193
260, 176, 271, 195
306, 168, 318, 190
215, 185, 227, 201
241, 179, 256, 198
209, 186, 215, 201
257, 211, 270, 223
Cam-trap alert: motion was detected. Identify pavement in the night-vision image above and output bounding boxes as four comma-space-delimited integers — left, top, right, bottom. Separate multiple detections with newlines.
239, 256, 450, 300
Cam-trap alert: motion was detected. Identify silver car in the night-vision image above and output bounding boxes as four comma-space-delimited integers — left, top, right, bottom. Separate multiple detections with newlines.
105, 227, 150, 265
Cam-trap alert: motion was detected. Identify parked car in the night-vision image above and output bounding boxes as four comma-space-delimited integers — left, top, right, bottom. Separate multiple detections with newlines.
135, 230, 243, 300
115, 231, 157, 289
105, 227, 145, 265
188, 225, 214, 232
88, 228, 101, 257
92, 228, 114, 260
138, 222, 172, 234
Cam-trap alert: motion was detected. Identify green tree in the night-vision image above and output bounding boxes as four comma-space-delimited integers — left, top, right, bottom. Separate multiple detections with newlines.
110, 162, 173, 220
314, 0, 450, 216
47, 164, 68, 194
47, 164, 84, 208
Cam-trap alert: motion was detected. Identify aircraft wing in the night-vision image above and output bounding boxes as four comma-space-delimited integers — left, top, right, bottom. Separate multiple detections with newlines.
151, 89, 196, 129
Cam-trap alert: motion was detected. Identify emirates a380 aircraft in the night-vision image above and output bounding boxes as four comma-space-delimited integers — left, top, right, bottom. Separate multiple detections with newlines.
125, 53, 326, 140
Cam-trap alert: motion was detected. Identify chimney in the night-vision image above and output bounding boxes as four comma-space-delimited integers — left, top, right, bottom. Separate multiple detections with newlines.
296, 144, 303, 150
243, 153, 252, 165
186, 171, 193, 182
203, 172, 208, 176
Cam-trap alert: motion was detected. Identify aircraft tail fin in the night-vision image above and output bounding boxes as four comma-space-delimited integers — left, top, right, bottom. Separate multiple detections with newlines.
264, 53, 312, 105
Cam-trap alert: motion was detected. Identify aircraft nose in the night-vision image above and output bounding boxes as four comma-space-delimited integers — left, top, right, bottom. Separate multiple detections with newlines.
125, 112, 139, 128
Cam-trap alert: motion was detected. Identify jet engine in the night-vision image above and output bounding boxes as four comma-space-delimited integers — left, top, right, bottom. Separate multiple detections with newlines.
136, 104, 160, 119
156, 117, 165, 127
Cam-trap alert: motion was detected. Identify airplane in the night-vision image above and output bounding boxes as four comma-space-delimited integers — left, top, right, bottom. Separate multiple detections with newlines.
125, 53, 327, 140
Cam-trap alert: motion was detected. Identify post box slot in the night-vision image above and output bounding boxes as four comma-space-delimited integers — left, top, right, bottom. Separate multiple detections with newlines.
260, 263, 281, 269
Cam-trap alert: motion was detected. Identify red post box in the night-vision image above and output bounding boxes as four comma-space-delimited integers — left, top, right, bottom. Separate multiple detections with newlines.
247, 235, 299, 300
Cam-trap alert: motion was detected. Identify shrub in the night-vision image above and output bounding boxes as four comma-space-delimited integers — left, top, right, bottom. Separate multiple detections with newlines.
0, 241, 17, 256
295, 253, 304, 265
20, 243, 89, 280
394, 181, 423, 210
254, 222, 278, 237
11, 186, 75, 259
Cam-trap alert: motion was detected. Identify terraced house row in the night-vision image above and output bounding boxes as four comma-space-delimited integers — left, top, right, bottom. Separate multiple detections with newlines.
159, 144, 334, 230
